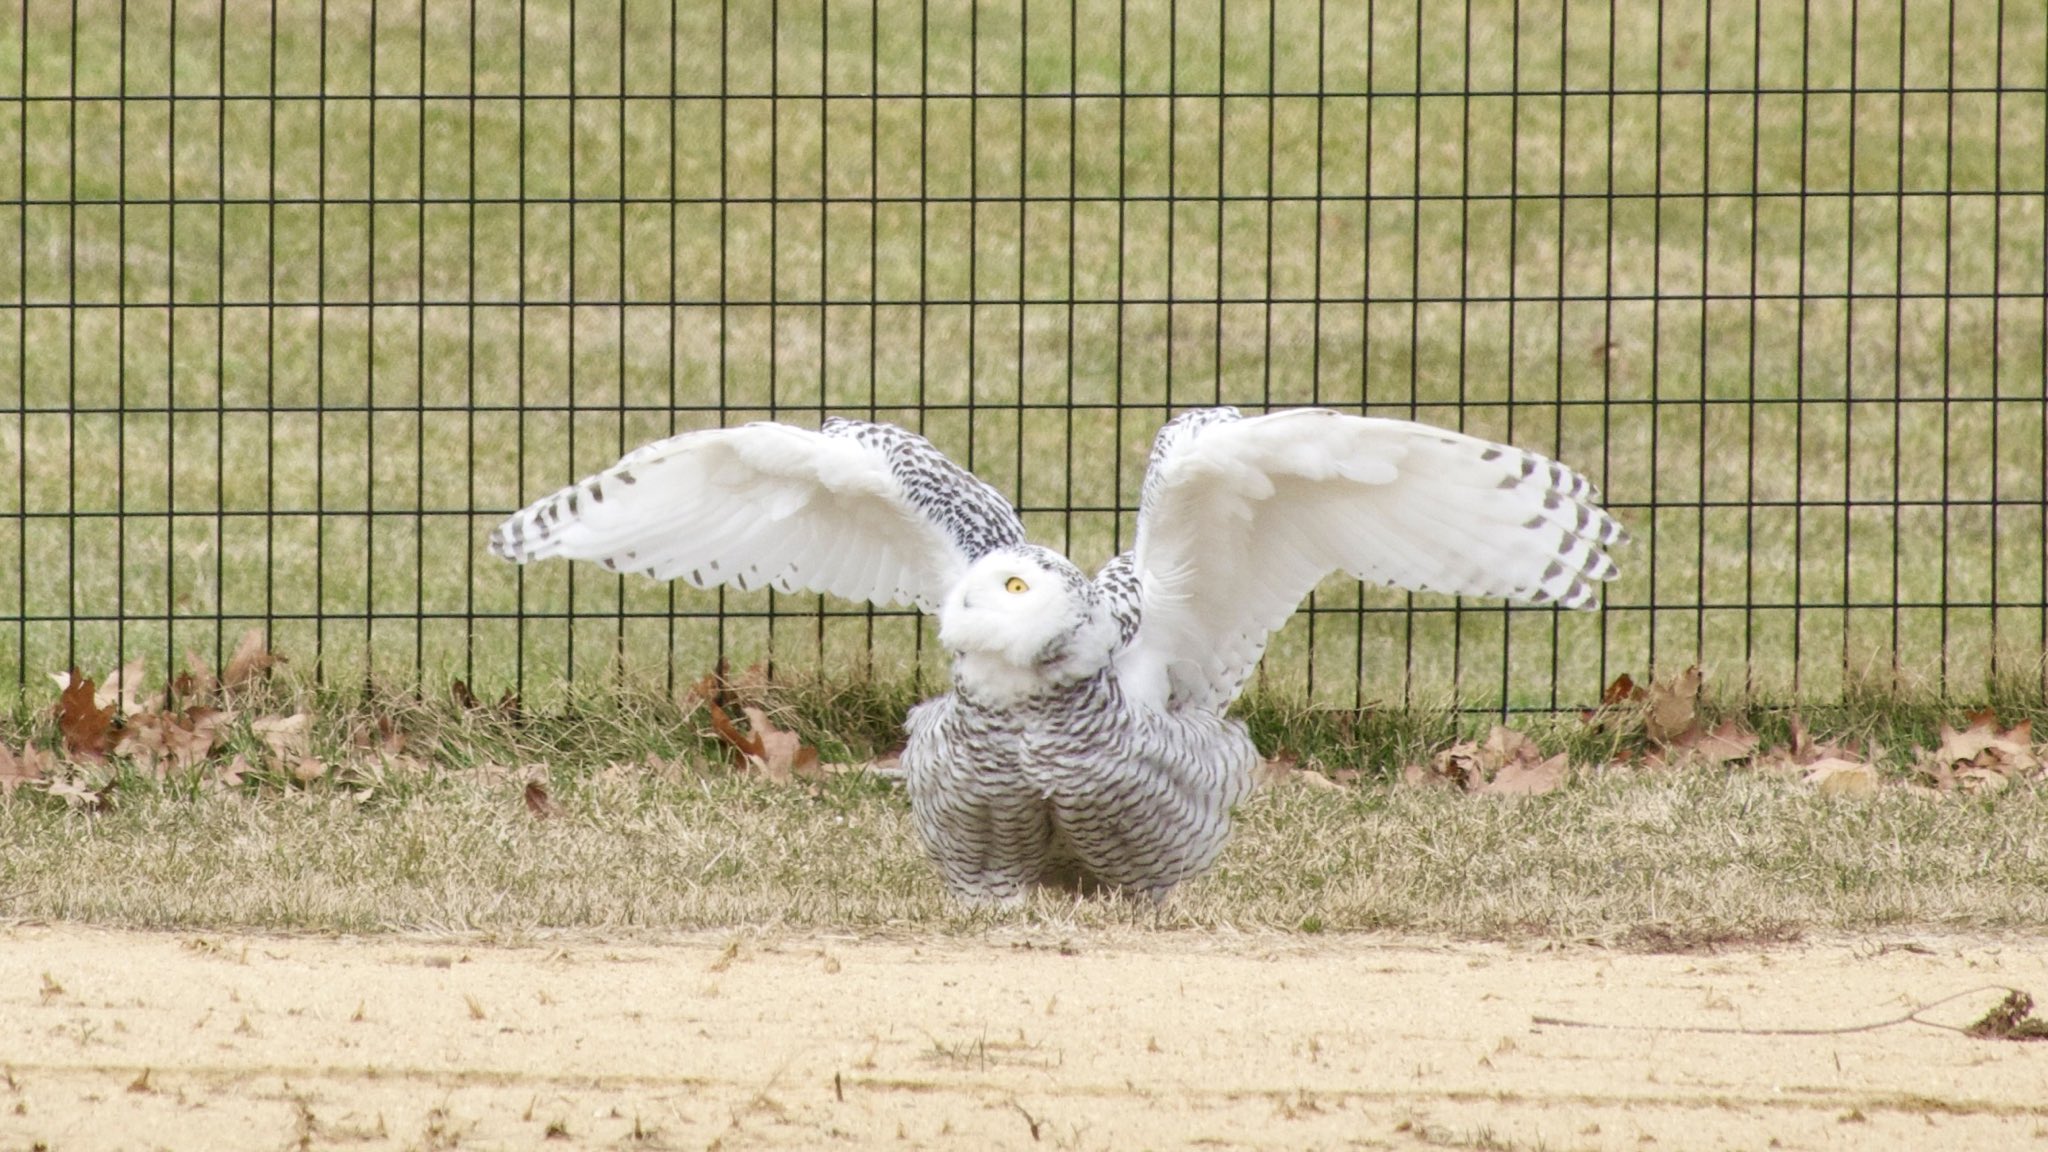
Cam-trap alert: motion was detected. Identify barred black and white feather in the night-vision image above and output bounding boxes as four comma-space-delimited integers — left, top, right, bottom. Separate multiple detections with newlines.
488, 418, 1023, 612
1117, 408, 1627, 710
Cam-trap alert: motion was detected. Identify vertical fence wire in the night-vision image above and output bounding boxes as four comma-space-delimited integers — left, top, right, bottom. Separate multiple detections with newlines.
1, 1, 2046, 716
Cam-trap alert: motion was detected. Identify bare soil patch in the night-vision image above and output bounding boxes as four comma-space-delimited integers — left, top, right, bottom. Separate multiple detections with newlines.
2, 925, 2044, 1151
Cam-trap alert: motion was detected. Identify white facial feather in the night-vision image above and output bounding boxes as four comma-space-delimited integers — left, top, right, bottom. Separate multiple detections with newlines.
938, 547, 1117, 705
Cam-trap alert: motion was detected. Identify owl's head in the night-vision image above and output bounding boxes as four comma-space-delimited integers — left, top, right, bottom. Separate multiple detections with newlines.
938, 545, 1117, 702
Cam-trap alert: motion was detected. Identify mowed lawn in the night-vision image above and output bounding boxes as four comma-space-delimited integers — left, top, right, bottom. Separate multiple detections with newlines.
2, 0, 2047, 713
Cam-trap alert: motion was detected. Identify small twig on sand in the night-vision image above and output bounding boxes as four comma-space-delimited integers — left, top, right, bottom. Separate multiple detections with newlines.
1533, 985, 2046, 1040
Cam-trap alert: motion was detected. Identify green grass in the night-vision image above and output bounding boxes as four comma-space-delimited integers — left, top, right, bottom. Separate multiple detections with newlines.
2, 0, 2047, 712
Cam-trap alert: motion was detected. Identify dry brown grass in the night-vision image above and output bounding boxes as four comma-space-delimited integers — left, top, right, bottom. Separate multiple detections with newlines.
4, 736, 2044, 937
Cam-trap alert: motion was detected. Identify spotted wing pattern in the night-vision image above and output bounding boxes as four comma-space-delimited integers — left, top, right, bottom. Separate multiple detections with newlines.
488, 418, 1024, 613
1118, 407, 1628, 711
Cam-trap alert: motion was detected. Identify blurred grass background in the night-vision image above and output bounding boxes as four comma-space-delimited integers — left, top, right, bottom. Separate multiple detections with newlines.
2, 0, 2046, 713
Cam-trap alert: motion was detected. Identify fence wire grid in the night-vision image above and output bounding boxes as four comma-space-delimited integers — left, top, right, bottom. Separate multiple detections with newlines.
3, 0, 2047, 712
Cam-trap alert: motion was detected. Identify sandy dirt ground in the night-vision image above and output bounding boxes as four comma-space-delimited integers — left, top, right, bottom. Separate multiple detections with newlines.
0, 925, 2044, 1151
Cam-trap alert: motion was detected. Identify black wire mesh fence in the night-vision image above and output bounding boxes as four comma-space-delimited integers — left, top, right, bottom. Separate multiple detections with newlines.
2, 0, 2045, 712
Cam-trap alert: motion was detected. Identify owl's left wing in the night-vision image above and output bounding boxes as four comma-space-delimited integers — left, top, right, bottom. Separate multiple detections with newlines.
489, 418, 1024, 613
1116, 408, 1627, 711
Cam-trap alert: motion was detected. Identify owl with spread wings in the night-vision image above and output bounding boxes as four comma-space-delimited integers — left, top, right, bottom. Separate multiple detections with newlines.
490, 408, 1626, 904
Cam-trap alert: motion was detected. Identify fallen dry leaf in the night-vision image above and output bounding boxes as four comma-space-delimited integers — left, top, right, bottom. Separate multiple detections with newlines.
0, 743, 58, 797
1602, 673, 1645, 707
209, 753, 253, 791
748, 706, 822, 783
1752, 713, 1880, 781
1292, 768, 1344, 791
1643, 666, 1704, 747
1400, 761, 1441, 789
705, 700, 823, 784
1955, 764, 2012, 793
292, 756, 328, 783
1257, 750, 1301, 788
51, 658, 149, 715
116, 706, 230, 778
1645, 717, 1762, 771
1936, 722, 2002, 765
251, 712, 313, 763
524, 780, 564, 819
222, 629, 283, 689
707, 700, 763, 761
1404, 743, 1476, 791
1804, 757, 1881, 797
1580, 672, 1647, 728
345, 715, 409, 758
112, 656, 153, 715
1687, 719, 1761, 765
1478, 750, 1569, 796
450, 680, 520, 720
1256, 751, 1347, 790
1408, 726, 1568, 797
44, 772, 112, 811
174, 649, 221, 704
1914, 715, 2041, 793
676, 670, 725, 721
54, 672, 117, 762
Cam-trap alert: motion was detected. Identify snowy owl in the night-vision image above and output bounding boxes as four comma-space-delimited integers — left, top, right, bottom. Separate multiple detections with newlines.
489, 408, 1626, 903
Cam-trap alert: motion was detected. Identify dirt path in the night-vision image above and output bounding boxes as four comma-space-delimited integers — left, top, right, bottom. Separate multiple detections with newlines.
1, 924, 2043, 1151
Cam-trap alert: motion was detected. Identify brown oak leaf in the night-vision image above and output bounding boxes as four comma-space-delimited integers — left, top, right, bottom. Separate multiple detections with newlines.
116, 706, 229, 778
222, 629, 284, 689
1602, 673, 1645, 706
1915, 716, 2041, 793
1409, 726, 1568, 796
524, 780, 564, 819
1804, 757, 1881, 797
0, 743, 58, 797
1643, 666, 1704, 747
1479, 750, 1569, 796
209, 753, 253, 791
55, 672, 118, 762
45, 773, 112, 811
251, 712, 313, 763
707, 701, 821, 784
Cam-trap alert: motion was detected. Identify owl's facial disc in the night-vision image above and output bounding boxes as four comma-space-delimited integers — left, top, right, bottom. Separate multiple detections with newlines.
936, 546, 1120, 707
938, 548, 1074, 664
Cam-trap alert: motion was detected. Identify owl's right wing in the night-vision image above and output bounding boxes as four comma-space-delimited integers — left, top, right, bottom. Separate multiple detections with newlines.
1117, 408, 1627, 711
488, 418, 1025, 613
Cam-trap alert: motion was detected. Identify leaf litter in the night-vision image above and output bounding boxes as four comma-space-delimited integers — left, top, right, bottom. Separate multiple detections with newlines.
4, 647, 2045, 809
1401, 726, 1568, 797
683, 662, 884, 784
1389, 664, 2045, 803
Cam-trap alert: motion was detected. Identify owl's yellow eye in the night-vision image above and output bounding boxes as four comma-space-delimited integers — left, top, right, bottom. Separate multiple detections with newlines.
1004, 576, 1030, 594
